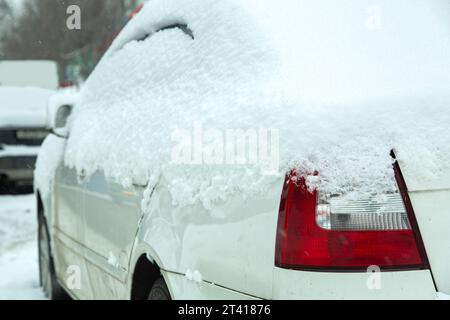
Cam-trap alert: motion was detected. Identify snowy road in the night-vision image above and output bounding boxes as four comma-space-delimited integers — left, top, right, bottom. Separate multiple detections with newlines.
0, 195, 46, 300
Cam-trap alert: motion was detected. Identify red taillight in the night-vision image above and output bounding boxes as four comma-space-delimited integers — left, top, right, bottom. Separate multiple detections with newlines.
275, 166, 429, 271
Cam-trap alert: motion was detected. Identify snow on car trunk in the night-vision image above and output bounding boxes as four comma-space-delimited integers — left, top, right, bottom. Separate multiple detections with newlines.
62, 0, 450, 209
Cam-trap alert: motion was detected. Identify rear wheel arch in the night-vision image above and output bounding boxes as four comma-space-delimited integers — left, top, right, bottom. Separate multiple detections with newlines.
130, 254, 169, 300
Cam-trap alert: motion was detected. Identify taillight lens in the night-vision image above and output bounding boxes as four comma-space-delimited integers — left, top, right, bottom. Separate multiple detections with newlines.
275, 168, 429, 271
316, 193, 411, 231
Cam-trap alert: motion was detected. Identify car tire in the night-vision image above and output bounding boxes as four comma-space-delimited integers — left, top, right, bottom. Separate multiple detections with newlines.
147, 277, 171, 300
38, 215, 68, 300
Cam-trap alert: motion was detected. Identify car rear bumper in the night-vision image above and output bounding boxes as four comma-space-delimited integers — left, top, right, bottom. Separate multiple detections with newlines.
273, 267, 437, 300
0, 155, 37, 185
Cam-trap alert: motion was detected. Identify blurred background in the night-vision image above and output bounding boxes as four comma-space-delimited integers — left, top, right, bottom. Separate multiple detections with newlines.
0, 0, 145, 299
0, 0, 145, 87
0, 0, 146, 196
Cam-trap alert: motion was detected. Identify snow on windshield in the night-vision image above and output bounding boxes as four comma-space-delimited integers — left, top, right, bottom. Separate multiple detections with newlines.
63, 0, 450, 208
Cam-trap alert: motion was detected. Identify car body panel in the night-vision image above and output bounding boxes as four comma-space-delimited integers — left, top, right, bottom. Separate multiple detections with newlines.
82, 171, 145, 297
408, 190, 450, 294
398, 158, 450, 294
81, 251, 128, 299
164, 270, 259, 300
138, 176, 283, 300
52, 165, 91, 298
273, 268, 436, 300
52, 229, 93, 299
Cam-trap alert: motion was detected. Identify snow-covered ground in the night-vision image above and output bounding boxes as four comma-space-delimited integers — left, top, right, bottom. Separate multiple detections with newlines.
0, 195, 46, 300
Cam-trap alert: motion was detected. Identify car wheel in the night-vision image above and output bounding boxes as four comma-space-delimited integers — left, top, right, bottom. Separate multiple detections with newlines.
147, 277, 171, 300
38, 215, 68, 300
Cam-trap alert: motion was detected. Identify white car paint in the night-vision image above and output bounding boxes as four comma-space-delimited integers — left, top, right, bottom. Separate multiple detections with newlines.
273, 268, 436, 300
399, 157, 450, 294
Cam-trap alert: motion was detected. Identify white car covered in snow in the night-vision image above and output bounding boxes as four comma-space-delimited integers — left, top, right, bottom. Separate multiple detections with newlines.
0, 87, 53, 191
35, 0, 450, 300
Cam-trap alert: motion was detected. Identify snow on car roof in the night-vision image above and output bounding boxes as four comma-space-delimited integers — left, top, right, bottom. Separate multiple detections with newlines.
62, 0, 450, 209
0, 87, 54, 127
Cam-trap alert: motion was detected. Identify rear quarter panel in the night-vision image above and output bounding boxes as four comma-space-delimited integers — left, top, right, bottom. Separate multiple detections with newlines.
135, 175, 285, 299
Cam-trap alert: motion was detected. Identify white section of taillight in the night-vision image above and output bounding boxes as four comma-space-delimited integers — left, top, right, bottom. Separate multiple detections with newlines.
316, 192, 412, 231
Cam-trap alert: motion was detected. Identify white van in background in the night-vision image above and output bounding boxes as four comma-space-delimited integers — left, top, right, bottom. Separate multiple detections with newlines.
0, 60, 58, 192
0, 60, 58, 90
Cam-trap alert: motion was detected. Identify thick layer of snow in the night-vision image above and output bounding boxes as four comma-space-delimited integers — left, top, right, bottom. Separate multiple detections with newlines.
0, 195, 46, 300
0, 87, 54, 127
62, 0, 450, 209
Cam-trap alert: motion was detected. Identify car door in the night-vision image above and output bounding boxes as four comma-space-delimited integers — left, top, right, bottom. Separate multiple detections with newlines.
53, 164, 92, 299
81, 170, 146, 299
